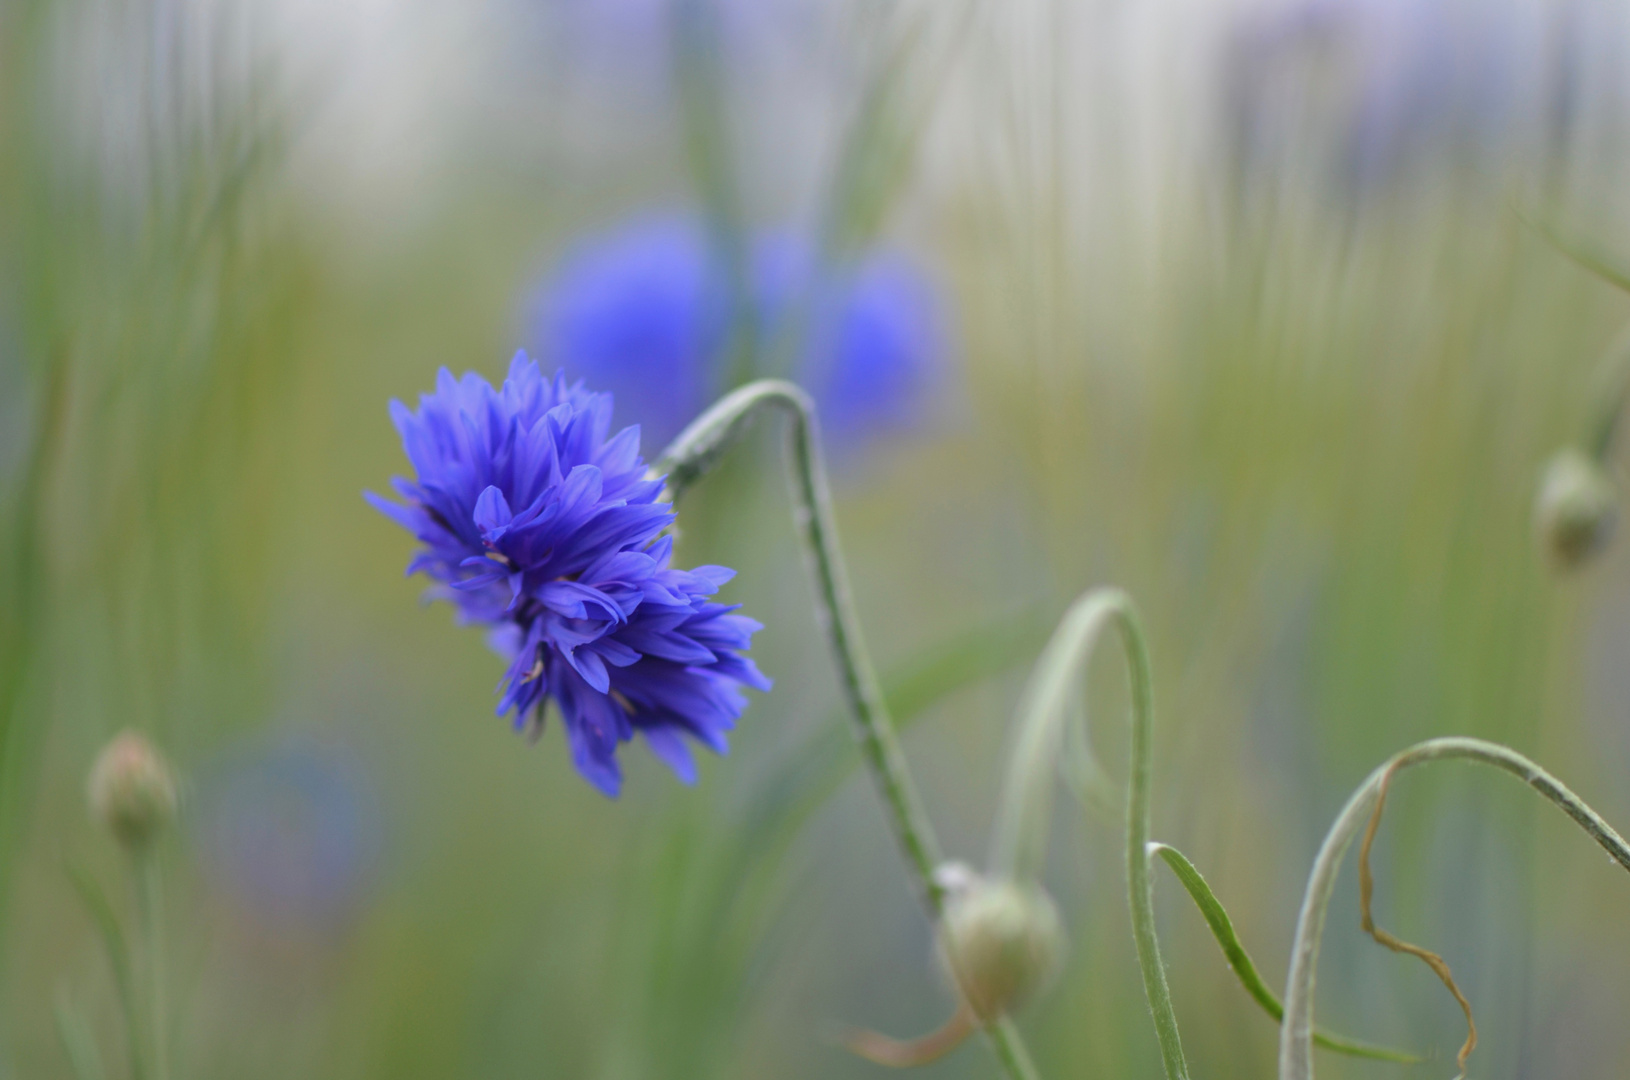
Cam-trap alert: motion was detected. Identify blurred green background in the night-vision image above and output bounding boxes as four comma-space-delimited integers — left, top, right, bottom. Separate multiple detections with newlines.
5, 0, 1630, 1076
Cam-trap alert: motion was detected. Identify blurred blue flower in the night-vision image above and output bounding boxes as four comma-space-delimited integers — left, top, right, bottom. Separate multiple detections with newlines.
367, 353, 769, 796
537, 216, 728, 450
519, 0, 816, 92
753, 233, 945, 442
196, 740, 382, 939
526, 214, 947, 451
1221, 0, 1593, 196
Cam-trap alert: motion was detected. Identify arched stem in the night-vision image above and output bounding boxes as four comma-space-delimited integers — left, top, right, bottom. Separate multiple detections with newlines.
987, 588, 1189, 1080
656, 380, 1040, 1080
1279, 736, 1630, 1080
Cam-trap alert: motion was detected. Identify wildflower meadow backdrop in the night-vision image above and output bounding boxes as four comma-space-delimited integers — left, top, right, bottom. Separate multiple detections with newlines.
4, 0, 1630, 1077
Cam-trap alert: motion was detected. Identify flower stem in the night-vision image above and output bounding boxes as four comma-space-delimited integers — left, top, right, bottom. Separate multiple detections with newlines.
987, 588, 1190, 1080
658, 380, 1040, 1080
660, 381, 941, 893
1279, 736, 1630, 1080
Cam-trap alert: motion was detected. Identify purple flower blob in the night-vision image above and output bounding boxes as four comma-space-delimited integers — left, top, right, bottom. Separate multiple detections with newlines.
367, 352, 769, 796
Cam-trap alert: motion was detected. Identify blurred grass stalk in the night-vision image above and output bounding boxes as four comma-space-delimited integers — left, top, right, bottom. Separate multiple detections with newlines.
0, 0, 61, 937
0, 0, 306, 992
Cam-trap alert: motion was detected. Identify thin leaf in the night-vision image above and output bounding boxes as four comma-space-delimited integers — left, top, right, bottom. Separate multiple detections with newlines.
1148, 843, 1419, 1064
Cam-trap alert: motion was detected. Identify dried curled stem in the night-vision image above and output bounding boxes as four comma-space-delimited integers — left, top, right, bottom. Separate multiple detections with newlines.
1280, 737, 1630, 1080
1356, 763, 1475, 1076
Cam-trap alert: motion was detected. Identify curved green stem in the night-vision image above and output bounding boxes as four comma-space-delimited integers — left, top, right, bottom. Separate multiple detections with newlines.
1279, 736, 1630, 1080
986, 588, 1188, 1080
656, 380, 1039, 1080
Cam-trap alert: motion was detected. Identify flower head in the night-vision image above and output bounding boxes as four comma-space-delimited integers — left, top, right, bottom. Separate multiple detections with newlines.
367, 352, 769, 796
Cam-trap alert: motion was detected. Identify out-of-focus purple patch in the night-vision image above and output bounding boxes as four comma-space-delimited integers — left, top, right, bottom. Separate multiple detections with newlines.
195, 739, 383, 941
530, 215, 727, 449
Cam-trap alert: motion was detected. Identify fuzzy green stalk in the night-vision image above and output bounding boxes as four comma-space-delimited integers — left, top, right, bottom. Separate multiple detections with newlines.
987, 588, 1189, 1080
1279, 736, 1630, 1080
134, 852, 169, 1080
656, 380, 1040, 1080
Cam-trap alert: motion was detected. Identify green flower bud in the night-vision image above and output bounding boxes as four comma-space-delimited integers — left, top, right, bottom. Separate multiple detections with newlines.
1534, 448, 1618, 570
936, 873, 1065, 1022
87, 731, 178, 850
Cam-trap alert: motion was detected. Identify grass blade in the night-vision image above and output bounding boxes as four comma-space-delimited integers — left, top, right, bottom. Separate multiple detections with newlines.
54, 992, 109, 1080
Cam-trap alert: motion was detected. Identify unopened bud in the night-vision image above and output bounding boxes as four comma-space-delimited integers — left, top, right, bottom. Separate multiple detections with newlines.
1534, 448, 1618, 570
936, 874, 1064, 1022
87, 732, 177, 850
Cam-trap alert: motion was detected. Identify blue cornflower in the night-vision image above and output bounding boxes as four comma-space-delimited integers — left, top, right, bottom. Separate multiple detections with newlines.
525, 213, 946, 451
366, 353, 769, 796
